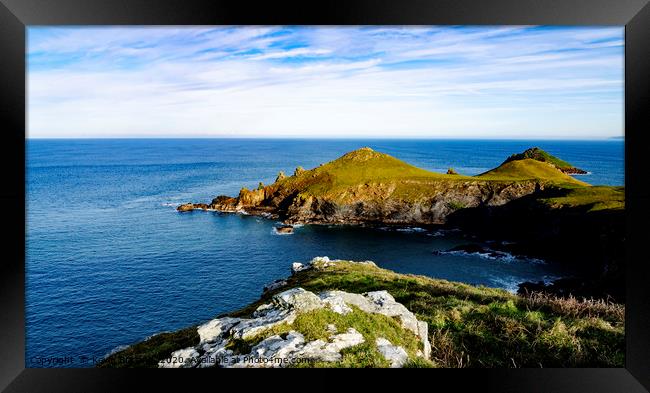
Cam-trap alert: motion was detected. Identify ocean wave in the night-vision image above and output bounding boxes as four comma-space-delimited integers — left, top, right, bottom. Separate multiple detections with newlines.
427, 228, 461, 237
436, 249, 517, 262
395, 227, 427, 233
488, 276, 521, 293
434, 248, 545, 265
104, 344, 130, 357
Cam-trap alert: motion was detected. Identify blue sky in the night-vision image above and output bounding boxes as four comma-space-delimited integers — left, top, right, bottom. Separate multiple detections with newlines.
27, 26, 624, 139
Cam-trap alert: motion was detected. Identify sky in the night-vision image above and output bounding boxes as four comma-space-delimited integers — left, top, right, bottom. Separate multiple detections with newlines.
27, 26, 624, 139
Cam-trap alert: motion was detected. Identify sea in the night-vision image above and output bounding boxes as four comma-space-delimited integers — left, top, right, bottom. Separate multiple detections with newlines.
25, 138, 624, 367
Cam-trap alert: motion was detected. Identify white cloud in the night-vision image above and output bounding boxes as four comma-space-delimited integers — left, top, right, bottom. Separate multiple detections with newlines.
27, 26, 624, 139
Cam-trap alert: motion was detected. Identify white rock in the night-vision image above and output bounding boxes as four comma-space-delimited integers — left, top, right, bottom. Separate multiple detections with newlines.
417, 320, 431, 359
294, 339, 341, 363
376, 338, 409, 368
292, 262, 309, 274
197, 317, 240, 344
230, 309, 296, 340
327, 328, 365, 352
321, 290, 375, 313
319, 292, 353, 315
311, 256, 331, 264
245, 331, 306, 368
273, 288, 324, 312
366, 291, 420, 336
326, 324, 338, 334
158, 347, 200, 368
196, 340, 234, 368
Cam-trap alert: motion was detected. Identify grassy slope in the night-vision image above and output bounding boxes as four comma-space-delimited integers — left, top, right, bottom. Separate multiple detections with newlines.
271, 148, 589, 203
99, 261, 624, 368
478, 159, 589, 186
537, 186, 625, 212
504, 147, 578, 171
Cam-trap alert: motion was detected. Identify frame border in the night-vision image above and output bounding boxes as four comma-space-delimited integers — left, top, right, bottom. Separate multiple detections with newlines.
2, 0, 649, 391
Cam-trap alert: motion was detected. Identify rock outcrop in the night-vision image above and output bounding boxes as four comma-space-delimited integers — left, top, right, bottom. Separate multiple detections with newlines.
179, 148, 565, 224
156, 259, 430, 368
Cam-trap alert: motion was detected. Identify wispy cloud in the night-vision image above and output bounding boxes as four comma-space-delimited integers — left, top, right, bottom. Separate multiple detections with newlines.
27, 26, 624, 139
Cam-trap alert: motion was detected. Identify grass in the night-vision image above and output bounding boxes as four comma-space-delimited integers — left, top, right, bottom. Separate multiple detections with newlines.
241, 306, 430, 368
503, 147, 578, 172
536, 186, 624, 212
478, 159, 588, 186
269, 148, 590, 204
100, 260, 625, 368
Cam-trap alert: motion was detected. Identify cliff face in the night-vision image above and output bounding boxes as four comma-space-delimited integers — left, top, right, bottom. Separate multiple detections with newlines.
199, 147, 570, 225
217, 179, 542, 225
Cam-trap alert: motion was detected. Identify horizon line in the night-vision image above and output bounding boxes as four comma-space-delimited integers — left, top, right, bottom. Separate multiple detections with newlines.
25, 135, 624, 141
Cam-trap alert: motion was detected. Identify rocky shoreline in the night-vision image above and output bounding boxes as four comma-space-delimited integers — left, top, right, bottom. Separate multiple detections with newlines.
144, 258, 431, 368
99, 256, 625, 368
174, 147, 624, 301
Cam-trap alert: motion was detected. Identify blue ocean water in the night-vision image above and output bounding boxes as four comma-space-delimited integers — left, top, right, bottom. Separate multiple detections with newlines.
25, 138, 624, 367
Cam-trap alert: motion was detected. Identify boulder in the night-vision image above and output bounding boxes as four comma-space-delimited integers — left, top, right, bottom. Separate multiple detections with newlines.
291, 262, 309, 274
275, 225, 294, 234
197, 317, 240, 344
273, 288, 324, 312
376, 338, 408, 367
319, 292, 353, 315
176, 203, 195, 212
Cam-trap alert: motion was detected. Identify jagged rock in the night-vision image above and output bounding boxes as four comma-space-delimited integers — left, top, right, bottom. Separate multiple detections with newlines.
158, 347, 200, 368
319, 290, 420, 337
231, 308, 296, 340
197, 317, 241, 344
158, 284, 429, 368
275, 225, 294, 234
292, 262, 309, 274
294, 166, 305, 176
376, 338, 408, 367
293, 328, 365, 363
244, 331, 307, 368
319, 292, 353, 315
366, 291, 420, 335
275, 171, 286, 183
176, 203, 209, 212
273, 288, 323, 312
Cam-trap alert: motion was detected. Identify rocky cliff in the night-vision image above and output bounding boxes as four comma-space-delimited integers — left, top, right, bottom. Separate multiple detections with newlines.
178, 147, 587, 225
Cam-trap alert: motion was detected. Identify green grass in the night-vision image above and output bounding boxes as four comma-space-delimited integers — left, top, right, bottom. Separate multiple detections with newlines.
503, 147, 577, 171
478, 159, 588, 186
101, 260, 624, 368
270, 148, 590, 203
242, 306, 430, 368
537, 186, 624, 212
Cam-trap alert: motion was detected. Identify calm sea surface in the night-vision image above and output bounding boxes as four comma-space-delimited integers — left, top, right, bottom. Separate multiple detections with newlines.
26, 138, 624, 367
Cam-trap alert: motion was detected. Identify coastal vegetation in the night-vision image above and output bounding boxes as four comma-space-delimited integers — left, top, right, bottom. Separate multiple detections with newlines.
176, 147, 624, 301
144, 146, 628, 368
99, 259, 624, 368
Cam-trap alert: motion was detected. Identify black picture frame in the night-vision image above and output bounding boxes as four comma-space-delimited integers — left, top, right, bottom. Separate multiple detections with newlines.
1, 0, 649, 391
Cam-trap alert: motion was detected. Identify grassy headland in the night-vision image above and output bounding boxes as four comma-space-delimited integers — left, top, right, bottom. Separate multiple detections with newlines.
99, 260, 624, 368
